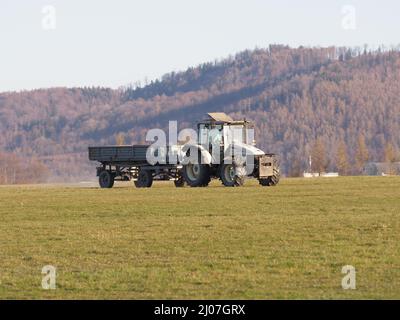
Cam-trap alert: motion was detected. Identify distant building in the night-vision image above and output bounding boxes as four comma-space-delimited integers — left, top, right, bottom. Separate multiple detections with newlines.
303, 172, 339, 178
363, 162, 400, 176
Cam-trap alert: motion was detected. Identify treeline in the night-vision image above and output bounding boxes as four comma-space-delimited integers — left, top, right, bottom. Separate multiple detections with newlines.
0, 152, 49, 184
0, 45, 400, 183
308, 135, 399, 176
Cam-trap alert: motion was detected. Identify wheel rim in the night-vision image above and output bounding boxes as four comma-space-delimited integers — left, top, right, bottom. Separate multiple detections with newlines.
223, 164, 235, 183
186, 164, 201, 181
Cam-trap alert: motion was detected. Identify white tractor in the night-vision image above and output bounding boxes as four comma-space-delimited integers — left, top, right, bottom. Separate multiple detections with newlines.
180, 113, 280, 187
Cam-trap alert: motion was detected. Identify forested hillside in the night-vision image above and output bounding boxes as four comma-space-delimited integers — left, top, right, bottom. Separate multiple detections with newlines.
1, 45, 400, 183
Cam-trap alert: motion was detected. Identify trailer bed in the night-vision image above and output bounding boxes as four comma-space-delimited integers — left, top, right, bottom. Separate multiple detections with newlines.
88, 145, 149, 164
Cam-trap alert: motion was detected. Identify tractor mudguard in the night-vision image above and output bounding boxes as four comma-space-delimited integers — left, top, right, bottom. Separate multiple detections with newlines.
181, 144, 212, 165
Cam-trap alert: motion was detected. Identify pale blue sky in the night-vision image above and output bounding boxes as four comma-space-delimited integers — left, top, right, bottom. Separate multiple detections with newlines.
0, 0, 399, 92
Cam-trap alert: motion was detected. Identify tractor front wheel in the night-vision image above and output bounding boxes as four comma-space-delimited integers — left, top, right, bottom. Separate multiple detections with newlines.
220, 163, 246, 187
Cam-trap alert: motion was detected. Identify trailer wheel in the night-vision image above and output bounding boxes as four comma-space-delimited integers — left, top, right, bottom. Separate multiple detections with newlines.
182, 163, 210, 187
134, 170, 153, 188
99, 171, 114, 188
220, 163, 245, 187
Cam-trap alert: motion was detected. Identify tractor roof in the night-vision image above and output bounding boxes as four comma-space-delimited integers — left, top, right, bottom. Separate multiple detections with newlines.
207, 112, 234, 123
199, 112, 252, 126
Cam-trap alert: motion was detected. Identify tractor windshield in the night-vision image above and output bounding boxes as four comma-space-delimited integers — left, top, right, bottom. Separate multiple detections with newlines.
223, 125, 248, 145
208, 126, 222, 146
198, 122, 254, 147
199, 124, 223, 146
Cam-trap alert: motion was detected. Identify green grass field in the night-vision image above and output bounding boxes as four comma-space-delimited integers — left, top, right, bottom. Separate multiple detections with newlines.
0, 177, 399, 299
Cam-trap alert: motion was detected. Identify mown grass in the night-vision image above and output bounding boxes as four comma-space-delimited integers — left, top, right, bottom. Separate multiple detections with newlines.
0, 177, 399, 299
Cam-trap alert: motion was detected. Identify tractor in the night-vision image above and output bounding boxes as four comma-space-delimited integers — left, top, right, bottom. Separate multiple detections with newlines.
180, 113, 280, 187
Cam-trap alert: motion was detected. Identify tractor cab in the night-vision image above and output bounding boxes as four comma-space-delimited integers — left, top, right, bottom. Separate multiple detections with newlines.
197, 113, 255, 151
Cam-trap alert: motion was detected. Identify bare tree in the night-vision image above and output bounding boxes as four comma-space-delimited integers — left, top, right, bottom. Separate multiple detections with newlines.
336, 140, 349, 175
355, 134, 369, 174
115, 133, 125, 146
384, 142, 397, 175
311, 138, 328, 174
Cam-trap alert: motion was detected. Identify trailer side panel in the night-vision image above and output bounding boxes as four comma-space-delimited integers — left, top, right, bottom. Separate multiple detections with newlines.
88, 145, 148, 163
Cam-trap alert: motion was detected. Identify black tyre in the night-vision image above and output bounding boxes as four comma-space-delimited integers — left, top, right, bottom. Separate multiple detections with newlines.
99, 170, 114, 188
200, 174, 211, 187
259, 168, 280, 186
134, 170, 153, 188
220, 163, 246, 187
182, 163, 210, 187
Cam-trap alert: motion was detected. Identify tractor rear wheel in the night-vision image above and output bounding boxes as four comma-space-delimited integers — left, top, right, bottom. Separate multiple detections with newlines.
259, 168, 280, 186
134, 170, 153, 188
99, 170, 114, 188
182, 163, 210, 187
220, 163, 246, 187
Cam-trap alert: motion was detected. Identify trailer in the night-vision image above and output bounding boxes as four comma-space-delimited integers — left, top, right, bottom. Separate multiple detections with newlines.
88, 145, 184, 188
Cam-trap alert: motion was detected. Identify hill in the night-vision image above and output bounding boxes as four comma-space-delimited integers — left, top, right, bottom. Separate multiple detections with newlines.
1, 45, 400, 182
